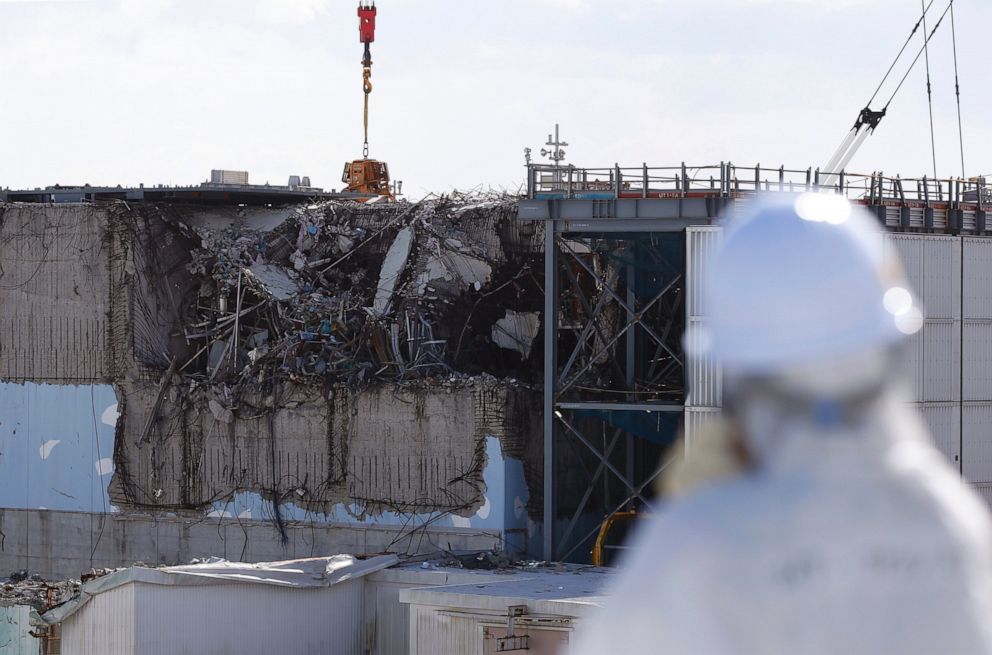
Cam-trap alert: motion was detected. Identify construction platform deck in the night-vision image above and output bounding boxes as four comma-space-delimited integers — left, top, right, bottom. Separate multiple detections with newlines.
519, 162, 991, 234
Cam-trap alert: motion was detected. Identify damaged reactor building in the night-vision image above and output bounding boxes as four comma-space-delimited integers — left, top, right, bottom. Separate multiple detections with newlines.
0, 190, 549, 578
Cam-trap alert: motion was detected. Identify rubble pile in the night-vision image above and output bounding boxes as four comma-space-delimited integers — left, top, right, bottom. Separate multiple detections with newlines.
176, 193, 544, 391
1, 572, 78, 611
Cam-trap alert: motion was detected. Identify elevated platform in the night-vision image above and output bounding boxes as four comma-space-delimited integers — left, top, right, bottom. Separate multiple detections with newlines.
519, 162, 991, 234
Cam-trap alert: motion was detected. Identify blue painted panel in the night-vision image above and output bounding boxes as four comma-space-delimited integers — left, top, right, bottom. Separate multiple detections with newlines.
0, 382, 117, 512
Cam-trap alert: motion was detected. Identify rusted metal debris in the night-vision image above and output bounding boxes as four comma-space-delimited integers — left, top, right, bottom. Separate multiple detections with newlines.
175, 192, 544, 394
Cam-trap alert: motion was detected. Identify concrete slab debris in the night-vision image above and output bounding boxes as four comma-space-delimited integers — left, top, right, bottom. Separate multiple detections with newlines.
492, 310, 541, 359
373, 225, 414, 316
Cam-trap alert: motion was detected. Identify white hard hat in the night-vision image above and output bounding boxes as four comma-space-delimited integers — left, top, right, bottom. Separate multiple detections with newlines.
694, 193, 922, 377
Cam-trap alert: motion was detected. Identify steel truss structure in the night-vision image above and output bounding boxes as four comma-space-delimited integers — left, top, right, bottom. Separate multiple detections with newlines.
526, 161, 992, 562
541, 219, 698, 563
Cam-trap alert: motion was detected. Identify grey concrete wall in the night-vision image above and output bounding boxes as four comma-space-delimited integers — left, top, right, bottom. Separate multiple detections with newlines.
110, 379, 538, 518
0, 508, 501, 580
0, 205, 111, 382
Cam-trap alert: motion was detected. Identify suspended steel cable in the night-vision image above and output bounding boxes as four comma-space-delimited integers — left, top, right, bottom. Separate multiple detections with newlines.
921, 0, 938, 180
883, 0, 954, 111
950, 1, 966, 177
867, 0, 934, 107
823, 0, 958, 179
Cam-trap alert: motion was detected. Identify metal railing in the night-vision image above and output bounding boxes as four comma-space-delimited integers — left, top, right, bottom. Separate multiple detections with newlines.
527, 162, 991, 209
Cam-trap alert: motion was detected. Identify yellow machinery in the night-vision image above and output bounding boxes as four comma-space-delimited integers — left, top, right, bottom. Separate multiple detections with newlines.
342, 159, 392, 198
591, 509, 642, 566
343, 1, 395, 200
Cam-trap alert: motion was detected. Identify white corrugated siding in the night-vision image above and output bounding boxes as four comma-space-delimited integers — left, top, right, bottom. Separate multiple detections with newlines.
922, 320, 960, 402
963, 322, 992, 401
410, 606, 484, 655
884, 235, 961, 403
921, 236, 961, 319
685, 227, 722, 407
916, 402, 960, 466
682, 407, 722, 456
964, 238, 992, 319
964, 403, 992, 484
682, 216, 992, 482
366, 579, 414, 655
963, 238, 992, 403
902, 327, 925, 402
971, 483, 992, 510
887, 234, 925, 297
62, 582, 134, 655
63, 580, 365, 655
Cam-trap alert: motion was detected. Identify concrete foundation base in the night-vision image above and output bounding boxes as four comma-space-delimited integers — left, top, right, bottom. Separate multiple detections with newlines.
0, 508, 501, 580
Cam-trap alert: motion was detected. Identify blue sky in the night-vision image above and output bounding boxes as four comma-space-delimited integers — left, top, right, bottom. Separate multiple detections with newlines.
1, 0, 989, 197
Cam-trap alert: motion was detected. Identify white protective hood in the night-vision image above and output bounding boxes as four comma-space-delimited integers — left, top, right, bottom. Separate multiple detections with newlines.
572, 393, 992, 654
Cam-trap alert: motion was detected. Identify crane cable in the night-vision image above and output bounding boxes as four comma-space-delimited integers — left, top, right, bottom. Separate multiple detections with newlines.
363, 65, 372, 158
882, 0, 954, 112
950, 2, 966, 178
921, 0, 938, 181
866, 0, 934, 107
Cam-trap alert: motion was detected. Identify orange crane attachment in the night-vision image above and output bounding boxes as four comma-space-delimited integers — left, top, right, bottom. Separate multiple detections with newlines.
343, 1, 395, 200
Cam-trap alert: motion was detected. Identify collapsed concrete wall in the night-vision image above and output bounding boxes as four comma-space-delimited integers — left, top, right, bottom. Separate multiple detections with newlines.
0, 198, 544, 571
110, 377, 539, 519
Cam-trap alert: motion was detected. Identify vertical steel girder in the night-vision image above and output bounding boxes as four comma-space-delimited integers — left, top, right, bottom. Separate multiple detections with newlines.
543, 221, 558, 561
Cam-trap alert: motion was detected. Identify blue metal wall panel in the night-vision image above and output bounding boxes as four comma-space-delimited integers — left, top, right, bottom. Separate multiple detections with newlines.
0, 382, 117, 512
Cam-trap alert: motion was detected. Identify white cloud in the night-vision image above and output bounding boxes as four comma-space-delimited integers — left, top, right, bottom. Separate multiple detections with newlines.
255, 0, 329, 25
531, 0, 590, 11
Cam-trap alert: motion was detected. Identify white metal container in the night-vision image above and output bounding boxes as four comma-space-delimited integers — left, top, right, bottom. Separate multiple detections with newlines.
60, 578, 365, 655
52, 556, 394, 655
364, 564, 522, 655
401, 566, 610, 655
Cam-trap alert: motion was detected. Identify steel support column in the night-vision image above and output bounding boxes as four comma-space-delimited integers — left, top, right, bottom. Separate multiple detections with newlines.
542, 220, 557, 561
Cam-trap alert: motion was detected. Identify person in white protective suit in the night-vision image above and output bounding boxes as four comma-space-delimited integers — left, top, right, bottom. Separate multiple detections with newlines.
571, 193, 992, 655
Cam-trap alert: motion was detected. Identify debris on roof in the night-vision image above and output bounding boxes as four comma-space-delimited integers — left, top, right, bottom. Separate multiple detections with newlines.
174, 193, 543, 388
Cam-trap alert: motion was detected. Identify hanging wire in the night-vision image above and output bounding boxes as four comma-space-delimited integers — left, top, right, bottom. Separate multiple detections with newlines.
921, 0, 938, 180
950, 1, 966, 177
867, 0, 934, 107
883, 0, 954, 111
